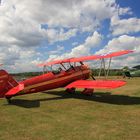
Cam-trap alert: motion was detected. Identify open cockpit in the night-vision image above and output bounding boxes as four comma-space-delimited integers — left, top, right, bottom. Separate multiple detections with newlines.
42, 61, 89, 75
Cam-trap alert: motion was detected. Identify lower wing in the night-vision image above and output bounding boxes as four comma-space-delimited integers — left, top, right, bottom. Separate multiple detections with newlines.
65, 80, 126, 89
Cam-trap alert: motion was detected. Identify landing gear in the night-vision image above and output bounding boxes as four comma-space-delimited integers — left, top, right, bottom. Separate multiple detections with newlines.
6, 97, 12, 104
65, 88, 76, 94
81, 88, 94, 96
65, 88, 94, 96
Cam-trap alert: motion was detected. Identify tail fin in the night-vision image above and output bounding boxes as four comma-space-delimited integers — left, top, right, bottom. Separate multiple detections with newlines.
0, 70, 19, 98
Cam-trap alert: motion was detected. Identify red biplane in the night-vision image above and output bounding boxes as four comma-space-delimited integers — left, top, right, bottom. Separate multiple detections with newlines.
0, 50, 133, 103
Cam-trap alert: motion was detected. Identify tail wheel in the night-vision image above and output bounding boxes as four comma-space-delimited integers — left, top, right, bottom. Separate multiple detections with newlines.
6, 97, 12, 104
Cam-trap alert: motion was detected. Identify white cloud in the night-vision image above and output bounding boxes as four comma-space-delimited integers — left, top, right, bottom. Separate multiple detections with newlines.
69, 31, 102, 57
118, 7, 132, 15
0, 0, 126, 46
43, 28, 77, 43
47, 31, 102, 61
48, 45, 64, 55
72, 42, 79, 46
0, 0, 139, 72
0, 45, 41, 72
96, 35, 140, 68
111, 16, 140, 35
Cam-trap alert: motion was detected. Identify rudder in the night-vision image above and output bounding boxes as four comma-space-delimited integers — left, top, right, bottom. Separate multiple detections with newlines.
0, 70, 18, 98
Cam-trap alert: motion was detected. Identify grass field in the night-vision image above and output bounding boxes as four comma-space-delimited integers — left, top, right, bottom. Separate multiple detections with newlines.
0, 77, 140, 140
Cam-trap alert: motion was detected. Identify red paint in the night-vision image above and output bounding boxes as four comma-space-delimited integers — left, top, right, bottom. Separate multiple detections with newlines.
38, 50, 133, 66
0, 50, 133, 100
100, 50, 134, 58
0, 65, 90, 98
0, 70, 18, 98
5, 84, 24, 97
66, 80, 126, 89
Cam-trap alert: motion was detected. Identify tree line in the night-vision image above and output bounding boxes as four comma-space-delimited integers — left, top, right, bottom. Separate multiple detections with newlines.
11, 69, 123, 77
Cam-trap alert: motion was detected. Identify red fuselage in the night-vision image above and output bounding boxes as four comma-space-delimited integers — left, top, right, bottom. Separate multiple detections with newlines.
18, 65, 90, 95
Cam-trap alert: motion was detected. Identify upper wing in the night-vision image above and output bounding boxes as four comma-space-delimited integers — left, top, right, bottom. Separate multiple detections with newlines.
69, 50, 133, 62
65, 80, 126, 89
100, 50, 133, 58
37, 58, 74, 67
38, 50, 133, 67
69, 55, 101, 62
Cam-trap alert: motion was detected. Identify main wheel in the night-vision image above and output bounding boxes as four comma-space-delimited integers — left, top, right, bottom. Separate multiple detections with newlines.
65, 88, 76, 94
81, 88, 94, 96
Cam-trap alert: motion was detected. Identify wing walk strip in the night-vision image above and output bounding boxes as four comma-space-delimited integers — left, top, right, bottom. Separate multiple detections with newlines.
23, 70, 90, 91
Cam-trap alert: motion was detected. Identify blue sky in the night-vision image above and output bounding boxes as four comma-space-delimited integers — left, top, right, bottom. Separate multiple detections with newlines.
0, 0, 140, 72
117, 0, 140, 17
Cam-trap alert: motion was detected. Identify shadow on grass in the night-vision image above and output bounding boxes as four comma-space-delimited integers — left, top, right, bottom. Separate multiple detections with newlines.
44, 91, 140, 105
6, 90, 140, 108
8, 99, 40, 108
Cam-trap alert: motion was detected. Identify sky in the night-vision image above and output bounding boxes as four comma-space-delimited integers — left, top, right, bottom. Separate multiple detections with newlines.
0, 0, 140, 73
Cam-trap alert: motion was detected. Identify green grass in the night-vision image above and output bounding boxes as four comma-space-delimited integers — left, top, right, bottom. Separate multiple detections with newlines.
0, 77, 140, 140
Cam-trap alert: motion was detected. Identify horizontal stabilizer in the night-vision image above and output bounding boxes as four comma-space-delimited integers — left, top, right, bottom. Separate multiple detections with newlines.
5, 83, 24, 97
65, 80, 126, 89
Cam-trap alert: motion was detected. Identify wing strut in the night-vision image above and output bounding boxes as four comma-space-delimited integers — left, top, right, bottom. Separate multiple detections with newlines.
106, 58, 112, 77
98, 58, 107, 78
98, 59, 102, 77
102, 58, 107, 78
98, 57, 112, 79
